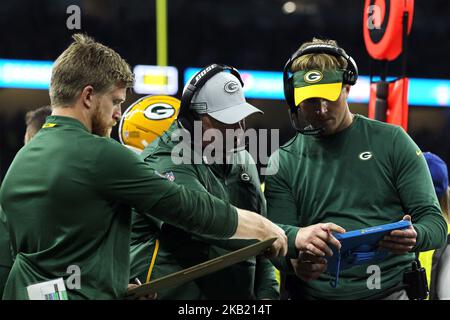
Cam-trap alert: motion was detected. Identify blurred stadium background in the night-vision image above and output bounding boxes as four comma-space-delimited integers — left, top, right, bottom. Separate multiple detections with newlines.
1, 0, 449, 180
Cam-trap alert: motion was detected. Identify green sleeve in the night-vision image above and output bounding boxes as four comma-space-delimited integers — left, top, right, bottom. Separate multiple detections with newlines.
132, 162, 213, 239
392, 127, 447, 251
150, 164, 209, 194
130, 207, 162, 244
161, 164, 281, 299
95, 140, 238, 240
254, 256, 280, 300
264, 151, 300, 270
252, 178, 279, 300
266, 224, 298, 274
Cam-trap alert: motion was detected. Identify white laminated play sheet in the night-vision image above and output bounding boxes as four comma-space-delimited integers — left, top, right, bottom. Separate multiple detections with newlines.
26, 278, 68, 300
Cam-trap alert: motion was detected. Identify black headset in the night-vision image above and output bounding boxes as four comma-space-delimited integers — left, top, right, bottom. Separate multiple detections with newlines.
283, 44, 359, 135
178, 63, 244, 135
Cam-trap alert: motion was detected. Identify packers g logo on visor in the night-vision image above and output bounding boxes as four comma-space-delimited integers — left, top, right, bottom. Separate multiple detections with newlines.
143, 103, 176, 120
304, 70, 323, 84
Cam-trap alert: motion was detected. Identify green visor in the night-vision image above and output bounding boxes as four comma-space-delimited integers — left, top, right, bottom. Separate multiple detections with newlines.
293, 69, 344, 106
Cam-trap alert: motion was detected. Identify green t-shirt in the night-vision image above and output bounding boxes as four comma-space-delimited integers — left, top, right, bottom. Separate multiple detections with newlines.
130, 124, 279, 299
0, 116, 238, 300
265, 114, 447, 300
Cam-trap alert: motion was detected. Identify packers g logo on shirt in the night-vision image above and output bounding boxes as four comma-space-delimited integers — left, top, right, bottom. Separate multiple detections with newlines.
359, 151, 373, 160
143, 103, 176, 120
304, 70, 323, 84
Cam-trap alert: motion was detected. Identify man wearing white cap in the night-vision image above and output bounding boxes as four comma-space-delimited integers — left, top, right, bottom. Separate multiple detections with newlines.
129, 64, 343, 299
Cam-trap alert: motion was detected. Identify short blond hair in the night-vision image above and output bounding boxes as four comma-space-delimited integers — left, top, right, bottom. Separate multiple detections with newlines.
291, 38, 348, 73
50, 34, 134, 107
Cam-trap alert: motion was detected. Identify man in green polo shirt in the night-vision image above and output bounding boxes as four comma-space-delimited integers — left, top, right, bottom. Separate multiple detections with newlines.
128, 64, 345, 299
265, 38, 447, 300
0, 35, 288, 300
129, 68, 280, 299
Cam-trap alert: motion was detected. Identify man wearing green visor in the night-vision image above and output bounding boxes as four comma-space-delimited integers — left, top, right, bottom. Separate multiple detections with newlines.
264, 38, 447, 300
289, 66, 354, 136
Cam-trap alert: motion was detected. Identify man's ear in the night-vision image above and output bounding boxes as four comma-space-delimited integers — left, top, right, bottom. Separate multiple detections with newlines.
201, 114, 213, 131
80, 86, 95, 109
24, 129, 32, 145
344, 84, 351, 98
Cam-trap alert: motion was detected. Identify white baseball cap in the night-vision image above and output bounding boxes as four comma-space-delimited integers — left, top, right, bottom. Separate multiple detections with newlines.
190, 72, 263, 124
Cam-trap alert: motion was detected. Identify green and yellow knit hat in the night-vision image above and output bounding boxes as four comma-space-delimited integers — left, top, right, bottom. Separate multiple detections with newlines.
293, 69, 344, 106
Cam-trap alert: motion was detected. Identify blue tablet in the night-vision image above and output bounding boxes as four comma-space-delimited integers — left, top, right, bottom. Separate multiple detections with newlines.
325, 220, 412, 287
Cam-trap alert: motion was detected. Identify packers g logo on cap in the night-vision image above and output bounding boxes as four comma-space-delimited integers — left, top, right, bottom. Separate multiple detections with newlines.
224, 80, 239, 93
304, 70, 323, 84
118, 95, 180, 151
